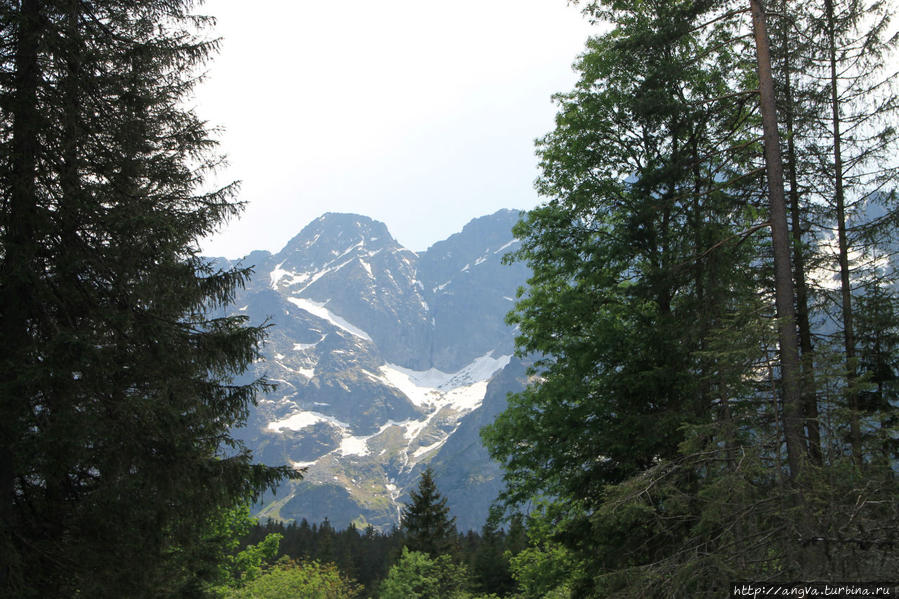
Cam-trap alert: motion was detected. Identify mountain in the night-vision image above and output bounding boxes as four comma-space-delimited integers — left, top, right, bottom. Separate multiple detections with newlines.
215, 209, 530, 531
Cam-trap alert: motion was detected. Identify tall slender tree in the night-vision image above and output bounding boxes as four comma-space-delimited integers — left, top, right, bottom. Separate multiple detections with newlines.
749, 0, 806, 480
770, 0, 824, 463
804, 0, 898, 461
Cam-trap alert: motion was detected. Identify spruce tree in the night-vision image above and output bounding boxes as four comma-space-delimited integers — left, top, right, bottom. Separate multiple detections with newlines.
0, 2, 292, 596
400, 467, 458, 558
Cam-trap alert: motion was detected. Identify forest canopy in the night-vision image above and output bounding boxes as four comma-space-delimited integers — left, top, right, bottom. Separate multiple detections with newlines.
485, 0, 899, 596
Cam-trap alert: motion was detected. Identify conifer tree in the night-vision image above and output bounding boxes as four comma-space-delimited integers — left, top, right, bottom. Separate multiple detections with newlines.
750, 0, 808, 480
400, 467, 458, 558
799, 0, 898, 462
770, 0, 825, 463
0, 2, 292, 596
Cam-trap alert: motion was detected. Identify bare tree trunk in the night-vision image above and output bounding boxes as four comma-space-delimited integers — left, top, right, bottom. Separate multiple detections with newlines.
749, 0, 805, 481
824, 0, 862, 465
0, 0, 43, 590
782, 46, 823, 464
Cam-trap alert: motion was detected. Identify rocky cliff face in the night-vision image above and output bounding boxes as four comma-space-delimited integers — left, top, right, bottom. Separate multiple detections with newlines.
216, 209, 529, 531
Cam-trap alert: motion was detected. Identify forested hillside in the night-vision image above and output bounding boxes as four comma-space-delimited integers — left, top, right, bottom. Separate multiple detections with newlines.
1, 0, 896, 598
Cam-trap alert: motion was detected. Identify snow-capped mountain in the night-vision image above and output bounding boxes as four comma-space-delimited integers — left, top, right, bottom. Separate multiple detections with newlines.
217, 209, 530, 531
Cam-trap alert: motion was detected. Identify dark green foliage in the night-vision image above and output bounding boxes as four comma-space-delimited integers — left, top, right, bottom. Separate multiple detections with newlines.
240, 513, 531, 597
401, 466, 459, 558
853, 280, 899, 463
482, 0, 767, 578
468, 511, 517, 596
484, 0, 899, 595
0, 1, 292, 596
242, 518, 405, 596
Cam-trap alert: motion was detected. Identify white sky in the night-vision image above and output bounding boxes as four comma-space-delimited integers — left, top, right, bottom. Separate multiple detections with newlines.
195, 0, 596, 259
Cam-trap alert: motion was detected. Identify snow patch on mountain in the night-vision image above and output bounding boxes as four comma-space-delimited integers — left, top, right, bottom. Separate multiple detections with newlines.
265, 353, 511, 473
413, 438, 446, 459
378, 352, 510, 409
338, 419, 430, 458
493, 239, 519, 254
336, 240, 365, 260
267, 410, 350, 432
293, 335, 325, 352
445, 381, 490, 411
339, 435, 371, 457
270, 262, 290, 288
286, 297, 373, 341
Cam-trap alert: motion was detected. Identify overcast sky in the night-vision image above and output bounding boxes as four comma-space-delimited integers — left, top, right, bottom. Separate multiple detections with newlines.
196, 1, 597, 259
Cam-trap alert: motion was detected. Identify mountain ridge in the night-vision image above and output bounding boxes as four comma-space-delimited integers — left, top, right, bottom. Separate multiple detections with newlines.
214, 209, 529, 531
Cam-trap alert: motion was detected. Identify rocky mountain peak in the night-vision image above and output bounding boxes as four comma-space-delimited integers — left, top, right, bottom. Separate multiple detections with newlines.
277, 213, 400, 267
223, 210, 531, 531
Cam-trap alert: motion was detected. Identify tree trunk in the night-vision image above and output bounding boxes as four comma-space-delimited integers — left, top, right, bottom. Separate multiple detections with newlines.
781, 39, 823, 464
0, 0, 43, 590
824, 0, 862, 465
749, 0, 805, 481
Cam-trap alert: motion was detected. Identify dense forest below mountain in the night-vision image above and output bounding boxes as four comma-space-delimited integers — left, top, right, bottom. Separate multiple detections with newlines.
1, 0, 897, 597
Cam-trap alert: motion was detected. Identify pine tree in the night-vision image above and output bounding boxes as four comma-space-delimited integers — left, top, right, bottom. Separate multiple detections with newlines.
400, 467, 458, 558
0, 2, 293, 596
749, 0, 807, 480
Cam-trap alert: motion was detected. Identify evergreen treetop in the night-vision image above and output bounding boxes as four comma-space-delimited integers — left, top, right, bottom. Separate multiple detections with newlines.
400, 466, 458, 559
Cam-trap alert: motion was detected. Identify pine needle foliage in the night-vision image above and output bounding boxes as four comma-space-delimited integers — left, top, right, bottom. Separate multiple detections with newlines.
0, 1, 294, 596
400, 467, 459, 559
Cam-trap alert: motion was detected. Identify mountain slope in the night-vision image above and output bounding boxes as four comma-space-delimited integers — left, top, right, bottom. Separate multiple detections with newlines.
216, 209, 529, 530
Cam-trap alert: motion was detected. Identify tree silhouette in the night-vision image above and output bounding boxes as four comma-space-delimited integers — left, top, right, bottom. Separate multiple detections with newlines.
400, 467, 458, 558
